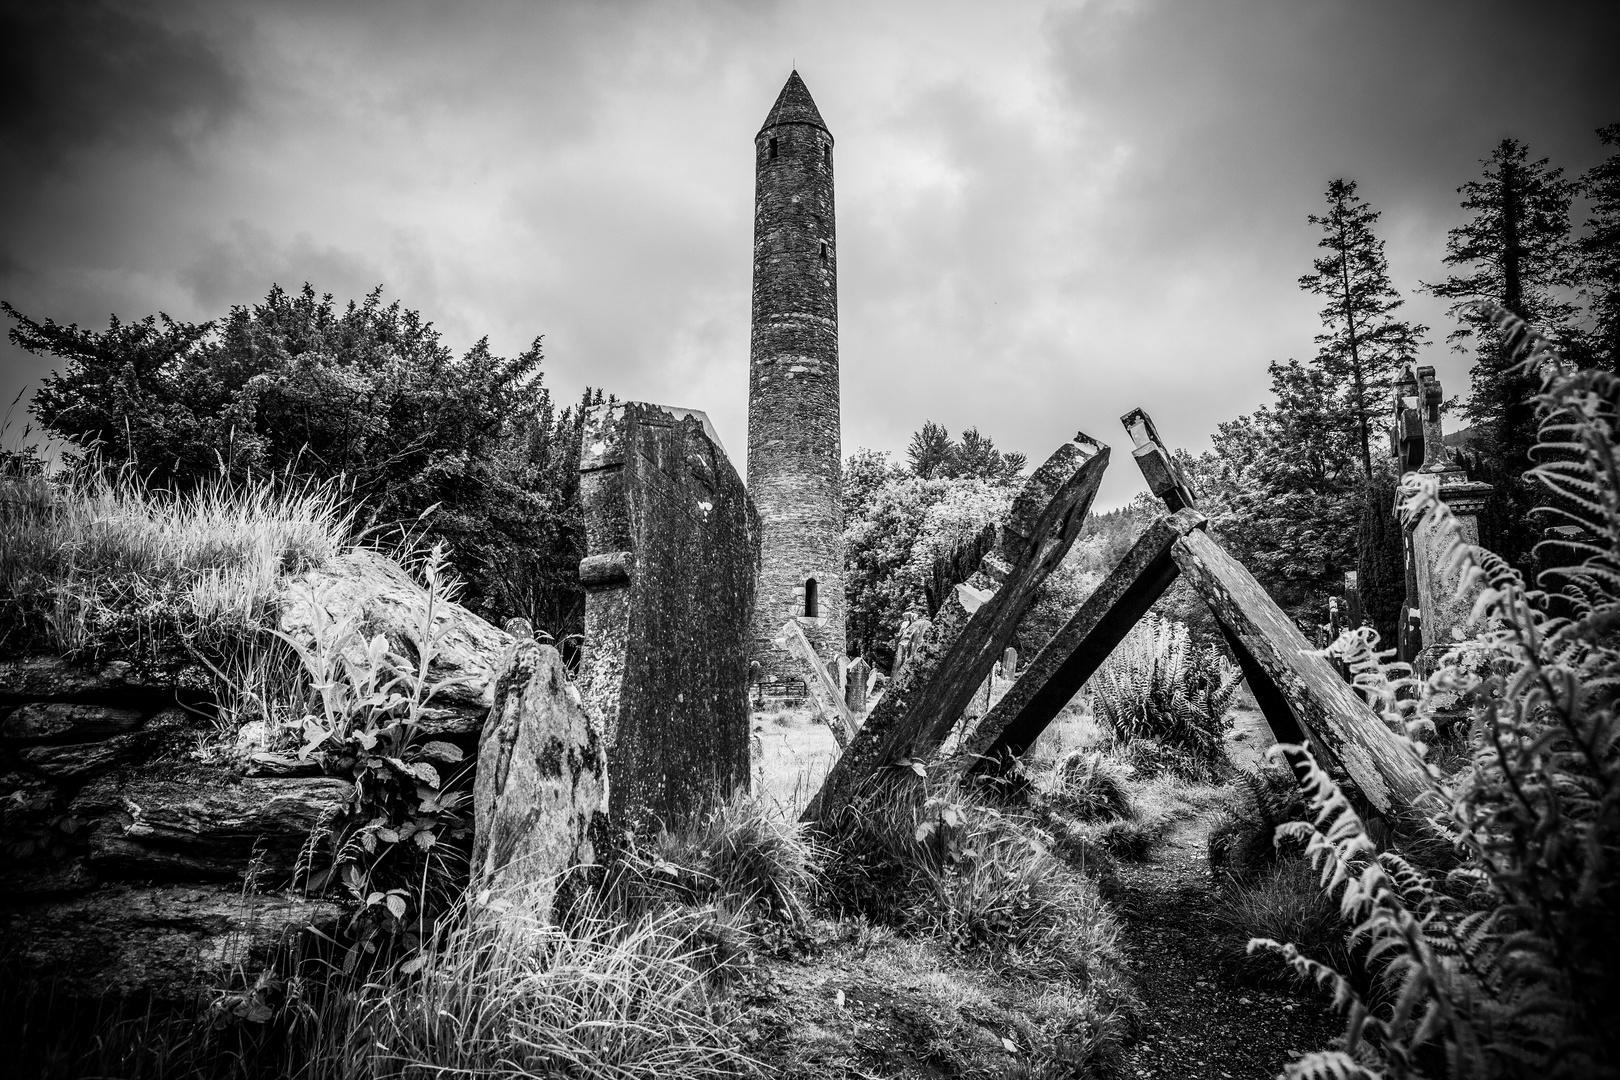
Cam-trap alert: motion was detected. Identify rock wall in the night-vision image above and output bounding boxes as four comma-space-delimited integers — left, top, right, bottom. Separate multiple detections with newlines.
0, 658, 345, 1000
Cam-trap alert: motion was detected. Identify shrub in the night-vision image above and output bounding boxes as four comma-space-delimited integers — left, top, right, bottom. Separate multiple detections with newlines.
1256, 305, 1620, 1079
6, 286, 600, 643
1212, 857, 1350, 989
1207, 763, 1309, 882
1042, 750, 1134, 822
823, 765, 1132, 986
600, 794, 825, 942
1088, 613, 1240, 777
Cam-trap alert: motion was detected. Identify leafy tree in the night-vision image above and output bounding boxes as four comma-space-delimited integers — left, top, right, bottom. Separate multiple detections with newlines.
1573, 123, 1620, 369
1298, 178, 1428, 478
6, 284, 597, 643
1426, 138, 1575, 570
846, 422, 1026, 665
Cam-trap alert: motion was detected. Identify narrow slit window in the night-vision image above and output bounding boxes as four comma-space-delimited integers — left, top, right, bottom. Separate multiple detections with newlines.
823, 144, 831, 165
803, 578, 819, 618
819, 240, 828, 261
767, 137, 778, 160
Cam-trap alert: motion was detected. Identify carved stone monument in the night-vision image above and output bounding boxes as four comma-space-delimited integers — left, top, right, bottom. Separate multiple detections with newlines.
1392, 364, 1492, 672
578, 402, 761, 832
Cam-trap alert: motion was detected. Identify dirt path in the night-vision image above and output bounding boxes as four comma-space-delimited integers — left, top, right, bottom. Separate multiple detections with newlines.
1112, 811, 1340, 1079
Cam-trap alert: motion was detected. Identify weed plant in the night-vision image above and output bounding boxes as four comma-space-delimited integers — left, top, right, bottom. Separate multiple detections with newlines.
1256, 305, 1620, 1079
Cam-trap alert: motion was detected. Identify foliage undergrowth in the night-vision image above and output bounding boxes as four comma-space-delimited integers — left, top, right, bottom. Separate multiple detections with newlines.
1255, 305, 1620, 1079
1088, 613, 1241, 779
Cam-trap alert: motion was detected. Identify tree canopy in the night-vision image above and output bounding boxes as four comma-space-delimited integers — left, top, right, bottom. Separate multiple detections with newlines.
7, 283, 598, 643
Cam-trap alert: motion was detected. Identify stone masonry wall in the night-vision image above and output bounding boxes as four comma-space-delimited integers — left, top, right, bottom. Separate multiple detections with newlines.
748, 72, 847, 679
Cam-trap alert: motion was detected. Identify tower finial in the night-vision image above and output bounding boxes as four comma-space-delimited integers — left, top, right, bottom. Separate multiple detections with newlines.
759, 70, 830, 137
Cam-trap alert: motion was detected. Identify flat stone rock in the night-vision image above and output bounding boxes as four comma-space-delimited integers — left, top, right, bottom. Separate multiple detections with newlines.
2, 701, 146, 743
20, 731, 154, 779
278, 548, 512, 718
82, 775, 353, 881
0, 857, 98, 898
0, 656, 147, 705
0, 884, 344, 1002
473, 639, 608, 919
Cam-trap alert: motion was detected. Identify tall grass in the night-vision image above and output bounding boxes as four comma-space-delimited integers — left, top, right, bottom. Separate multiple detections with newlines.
3, 886, 758, 1080
0, 458, 351, 662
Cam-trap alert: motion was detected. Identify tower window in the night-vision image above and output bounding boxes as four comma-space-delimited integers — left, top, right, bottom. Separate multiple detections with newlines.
803, 578, 819, 618
767, 137, 778, 160
823, 144, 831, 165
819, 241, 828, 261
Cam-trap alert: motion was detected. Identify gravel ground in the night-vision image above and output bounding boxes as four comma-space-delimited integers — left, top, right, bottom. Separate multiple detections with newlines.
1113, 809, 1342, 1079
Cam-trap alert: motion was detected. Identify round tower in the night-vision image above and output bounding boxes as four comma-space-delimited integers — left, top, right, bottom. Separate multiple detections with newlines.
748, 71, 846, 679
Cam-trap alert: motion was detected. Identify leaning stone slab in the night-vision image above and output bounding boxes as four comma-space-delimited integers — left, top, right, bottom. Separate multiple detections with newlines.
0, 884, 343, 1002
957, 510, 1204, 774
773, 619, 856, 748
1171, 528, 1434, 820
2, 701, 146, 743
578, 401, 761, 832
805, 432, 1109, 824
472, 636, 608, 921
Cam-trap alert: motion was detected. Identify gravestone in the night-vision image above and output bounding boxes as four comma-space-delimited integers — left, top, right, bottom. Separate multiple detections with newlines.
805, 432, 1109, 823
1001, 646, 1018, 680
472, 634, 608, 919
846, 657, 870, 714
773, 618, 857, 748
1392, 365, 1492, 671
578, 402, 761, 832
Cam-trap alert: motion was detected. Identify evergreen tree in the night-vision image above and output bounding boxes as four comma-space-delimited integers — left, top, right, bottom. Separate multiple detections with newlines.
903, 420, 1024, 482
1194, 360, 1361, 620
1298, 178, 1427, 479
1573, 124, 1620, 369
1426, 139, 1575, 569
1356, 465, 1406, 648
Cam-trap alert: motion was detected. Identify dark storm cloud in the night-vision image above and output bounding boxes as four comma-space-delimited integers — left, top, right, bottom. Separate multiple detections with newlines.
1, 0, 1616, 507
0, 0, 243, 174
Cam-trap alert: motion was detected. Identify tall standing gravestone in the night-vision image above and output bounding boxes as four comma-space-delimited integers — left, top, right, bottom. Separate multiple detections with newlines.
578, 402, 762, 833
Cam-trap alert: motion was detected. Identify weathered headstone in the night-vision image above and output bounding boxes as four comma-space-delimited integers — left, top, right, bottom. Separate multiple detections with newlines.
957, 510, 1205, 775
805, 433, 1109, 823
578, 401, 761, 832
1392, 365, 1491, 672
773, 618, 857, 748
1000, 646, 1018, 680
1121, 408, 1434, 822
846, 657, 870, 714
473, 635, 608, 919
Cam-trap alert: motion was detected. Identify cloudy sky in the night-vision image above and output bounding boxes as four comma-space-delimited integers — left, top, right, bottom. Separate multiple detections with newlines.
3, 0, 1617, 509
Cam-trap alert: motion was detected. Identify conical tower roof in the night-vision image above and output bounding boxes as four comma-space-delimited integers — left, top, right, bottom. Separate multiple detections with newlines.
758, 70, 830, 137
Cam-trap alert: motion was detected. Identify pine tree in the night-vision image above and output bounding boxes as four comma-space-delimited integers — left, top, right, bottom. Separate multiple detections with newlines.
1573, 124, 1620, 369
1298, 178, 1427, 478
1426, 139, 1575, 570
1356, 466, 1406, 648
